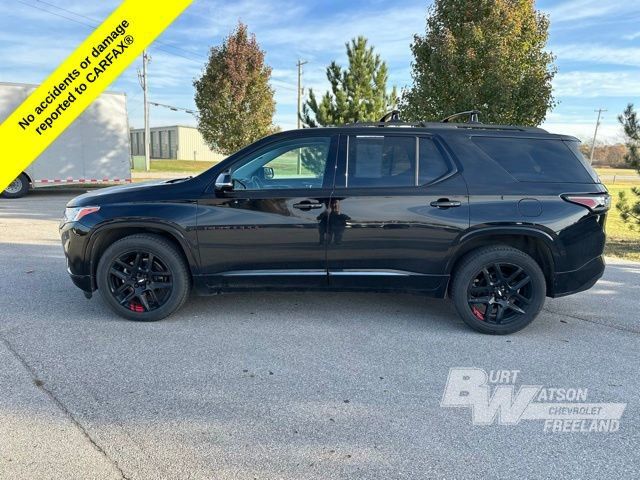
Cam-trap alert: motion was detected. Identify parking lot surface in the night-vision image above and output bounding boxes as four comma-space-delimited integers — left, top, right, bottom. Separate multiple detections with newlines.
1, 189, 639, 480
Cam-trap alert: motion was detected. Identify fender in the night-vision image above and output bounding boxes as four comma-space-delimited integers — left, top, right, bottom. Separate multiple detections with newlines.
85, 219, 201, 281
446, 225, 563, 274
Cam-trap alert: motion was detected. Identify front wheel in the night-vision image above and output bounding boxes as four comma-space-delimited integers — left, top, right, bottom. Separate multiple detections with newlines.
450, 246, 546, 334
2, 173, 30, 198
96, 234, 190, 321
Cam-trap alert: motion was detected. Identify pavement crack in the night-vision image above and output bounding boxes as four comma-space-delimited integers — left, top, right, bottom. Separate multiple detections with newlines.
0, 335, 132, 480
543, 307, 640, 334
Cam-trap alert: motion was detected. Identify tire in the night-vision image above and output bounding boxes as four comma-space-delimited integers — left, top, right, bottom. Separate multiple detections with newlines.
2, 173, 30, 198
450, 246, 546, 334
96, 234, 190, 321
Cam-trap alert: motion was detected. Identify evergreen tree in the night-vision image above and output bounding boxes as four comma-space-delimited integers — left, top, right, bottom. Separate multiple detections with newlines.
616, 103, 640, 229
302, 37, 397, 127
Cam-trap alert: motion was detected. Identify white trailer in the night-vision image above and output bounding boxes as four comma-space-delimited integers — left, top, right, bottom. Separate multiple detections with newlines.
0, 82, 131, 198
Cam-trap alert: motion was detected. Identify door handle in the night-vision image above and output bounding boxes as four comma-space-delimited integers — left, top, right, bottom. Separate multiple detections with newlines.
293, 201, 323, 210
430, 199, 461, 208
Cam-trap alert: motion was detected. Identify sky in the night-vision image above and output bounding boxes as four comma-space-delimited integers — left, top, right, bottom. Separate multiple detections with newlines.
1, 0, 639, 143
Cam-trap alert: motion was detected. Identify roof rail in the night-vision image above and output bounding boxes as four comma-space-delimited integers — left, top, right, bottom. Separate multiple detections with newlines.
433, 122, 547, 132
344, 120, 425, 128
378, 110, 402, 122
441, 110, 481, 123
342, 109, 547, 133
345, 110, 414, 128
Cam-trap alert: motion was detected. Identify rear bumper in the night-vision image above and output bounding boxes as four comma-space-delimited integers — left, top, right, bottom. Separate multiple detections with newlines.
550, 255, 605, 298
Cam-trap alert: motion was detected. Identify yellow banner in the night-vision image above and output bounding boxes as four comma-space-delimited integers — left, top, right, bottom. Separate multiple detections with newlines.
0, 0, 192, 191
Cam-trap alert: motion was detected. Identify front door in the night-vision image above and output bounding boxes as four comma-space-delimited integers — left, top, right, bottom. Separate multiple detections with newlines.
326, 133, 469, 293
196, 134, 338, 290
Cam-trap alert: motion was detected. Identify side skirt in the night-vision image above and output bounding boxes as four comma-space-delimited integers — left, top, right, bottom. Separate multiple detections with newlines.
192, 270, 449, 298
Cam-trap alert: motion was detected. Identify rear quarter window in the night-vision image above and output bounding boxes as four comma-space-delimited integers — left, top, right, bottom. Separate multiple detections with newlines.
471, 137, 596, 183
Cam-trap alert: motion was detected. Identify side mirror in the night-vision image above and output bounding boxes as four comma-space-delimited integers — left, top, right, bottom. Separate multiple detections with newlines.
215, 173, 234, 192
263, 166, 274, 179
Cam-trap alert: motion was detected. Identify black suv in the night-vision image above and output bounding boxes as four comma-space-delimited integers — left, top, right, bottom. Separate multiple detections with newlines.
60, 112, 610, 334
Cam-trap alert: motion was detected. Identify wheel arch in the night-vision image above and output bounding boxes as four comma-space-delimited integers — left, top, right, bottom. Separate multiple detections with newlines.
446, 227, 560, 296
86, 221, 199, 290
20, 171, 33, 185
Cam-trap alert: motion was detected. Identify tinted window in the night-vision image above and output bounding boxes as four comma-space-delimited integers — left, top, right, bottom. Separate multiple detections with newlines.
348, 135, 416, 187
472, 137, 594, 183
419, 138, 450, 184
564, 140, 600, 183
232, 137, 331, 190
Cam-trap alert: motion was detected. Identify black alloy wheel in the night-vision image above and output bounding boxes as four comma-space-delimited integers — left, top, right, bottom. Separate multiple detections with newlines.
467, 263, 533, 324
107, 250, 173, 313
451, 246, 546, 334
96, 234, 190, 321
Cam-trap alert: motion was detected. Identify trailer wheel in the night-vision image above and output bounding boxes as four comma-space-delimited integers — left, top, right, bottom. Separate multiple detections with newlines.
2, 173, 30, 198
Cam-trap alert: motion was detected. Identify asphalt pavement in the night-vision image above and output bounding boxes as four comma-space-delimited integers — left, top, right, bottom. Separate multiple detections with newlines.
0, 189, 638, 480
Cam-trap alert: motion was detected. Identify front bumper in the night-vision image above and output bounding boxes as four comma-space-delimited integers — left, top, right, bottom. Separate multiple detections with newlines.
550, 255, 605, 298
68, 268, 92, 292
60, 220, 93, 293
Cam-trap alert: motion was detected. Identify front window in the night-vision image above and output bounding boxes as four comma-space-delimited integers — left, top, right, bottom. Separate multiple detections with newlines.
231, 137, 332, 190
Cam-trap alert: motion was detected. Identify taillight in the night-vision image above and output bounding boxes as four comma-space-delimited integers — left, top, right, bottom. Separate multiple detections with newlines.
562, 194, 610, 212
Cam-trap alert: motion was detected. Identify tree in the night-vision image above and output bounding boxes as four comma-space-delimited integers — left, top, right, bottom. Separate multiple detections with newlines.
401, 0, 557, 125
302, 37, 397, 127
579, 143, 628, 167
615, 103, 640, 229
194, 22, 276, 155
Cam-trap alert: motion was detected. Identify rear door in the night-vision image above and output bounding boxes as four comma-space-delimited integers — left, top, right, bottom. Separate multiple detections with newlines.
326, 133, 469, 292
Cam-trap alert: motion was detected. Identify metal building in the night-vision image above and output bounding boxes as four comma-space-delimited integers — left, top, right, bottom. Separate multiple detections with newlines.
130, 125, 225, 162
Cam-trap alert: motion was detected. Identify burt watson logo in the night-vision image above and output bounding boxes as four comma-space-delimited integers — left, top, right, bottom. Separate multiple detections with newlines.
440, 368, 626, 433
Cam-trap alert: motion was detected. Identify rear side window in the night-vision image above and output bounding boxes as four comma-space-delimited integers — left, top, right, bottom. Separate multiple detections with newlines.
348, 135, 416, 187
471, 137, 595, 183
564, 140, 600, 183
419, 137, 450, 184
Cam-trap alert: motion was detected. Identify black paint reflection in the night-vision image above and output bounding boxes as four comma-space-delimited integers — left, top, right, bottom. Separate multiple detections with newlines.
318, 199, 351, 245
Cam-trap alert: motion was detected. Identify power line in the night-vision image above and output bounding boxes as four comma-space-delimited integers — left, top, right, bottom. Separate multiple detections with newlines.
150, 101, 197, 116
17, 0, 206, 64
17, 1, 299, 93
271, 80, 297, 91
16, 0, 96, 29
34, 0, 207, 62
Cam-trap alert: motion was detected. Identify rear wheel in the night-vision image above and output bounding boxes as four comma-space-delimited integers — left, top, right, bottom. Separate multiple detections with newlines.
96, 234, 190, 321
2, 173, 30, 198
450, 246, 546, 334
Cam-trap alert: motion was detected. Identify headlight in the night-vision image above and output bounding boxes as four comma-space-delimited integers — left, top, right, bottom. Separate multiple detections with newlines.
64, 206, 100, 222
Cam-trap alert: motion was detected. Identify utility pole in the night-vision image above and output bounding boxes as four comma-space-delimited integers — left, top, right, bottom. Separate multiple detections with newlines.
137, 51, 151, 171
589, 108, 607, 165
296, 59, 307, 129
296, 59, 308, 175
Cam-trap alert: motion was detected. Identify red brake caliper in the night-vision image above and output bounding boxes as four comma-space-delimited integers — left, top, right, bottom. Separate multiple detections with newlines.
129, 301, 144, 312
472, 306, 485, 321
